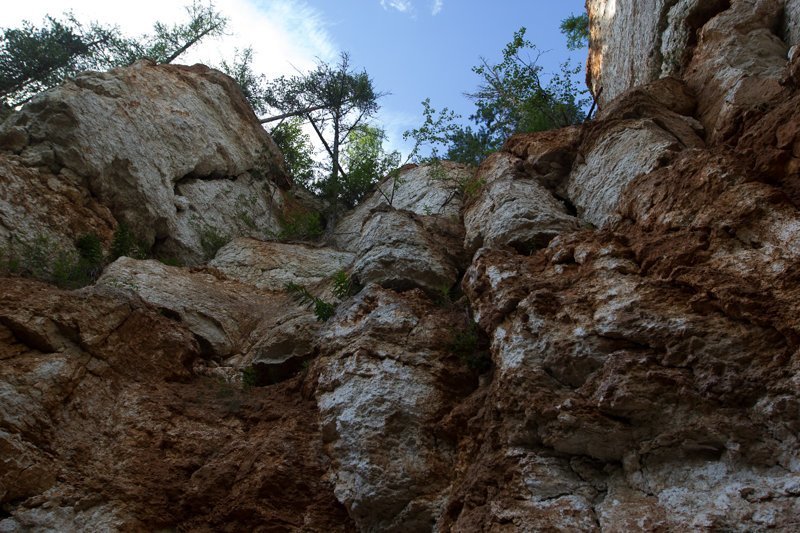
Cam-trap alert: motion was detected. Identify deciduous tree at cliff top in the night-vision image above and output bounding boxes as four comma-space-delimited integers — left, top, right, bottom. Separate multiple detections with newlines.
260, 52, 386, 208
0, 1, 226, 108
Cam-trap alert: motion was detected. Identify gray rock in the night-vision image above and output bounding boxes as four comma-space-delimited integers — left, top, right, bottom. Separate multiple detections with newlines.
353, 206, 462, 295
210, 237, 354, 291
332, 163, 467, 252
0, 60, 290, 263
464, 152, 580, 253
567, 119, 682, 228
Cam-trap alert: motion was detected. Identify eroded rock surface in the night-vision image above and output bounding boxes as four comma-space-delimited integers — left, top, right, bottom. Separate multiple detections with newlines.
0, 60, 291, 263
314, 285, 476, 531
0, 278, 352, 531
3, 0, 800, 530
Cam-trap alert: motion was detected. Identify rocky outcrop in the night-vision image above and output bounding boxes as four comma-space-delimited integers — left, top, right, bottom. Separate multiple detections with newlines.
314, 285, 476, 531
4, 0, 800, 530
0, 278, 352, 531
210, 237, 354, 291
353, 206, 465, 295
588, 0, 793, 140
331, 163, 468, 252
0, 60, 291, 263
463, 152, 580, 253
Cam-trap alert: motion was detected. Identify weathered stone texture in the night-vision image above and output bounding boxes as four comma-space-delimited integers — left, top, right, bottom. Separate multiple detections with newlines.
0, 60, 290, 263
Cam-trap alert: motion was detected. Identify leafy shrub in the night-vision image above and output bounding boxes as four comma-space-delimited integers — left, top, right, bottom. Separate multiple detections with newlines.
447, 321, 492, 373
332, 269, 359, 299
286, 282, 336, 322
110, 222, 148, 260
198, 225, 230, 260
278, 210, 323, 240
0, 233, 105, 289
241, 365, 257, 388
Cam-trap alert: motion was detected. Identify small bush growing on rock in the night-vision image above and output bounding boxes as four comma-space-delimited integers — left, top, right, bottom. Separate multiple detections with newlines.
198, 225, 230, 260
286, 282, 336, 322
110, 223, 148, 261
241, 365, 258, 389
447, 321, 492, 373
332, 269, 359, 299
0, 233, 105, 289
277, 210, 323, 240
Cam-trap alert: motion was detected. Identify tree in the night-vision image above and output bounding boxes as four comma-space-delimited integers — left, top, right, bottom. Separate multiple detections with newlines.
262, 52, 383, 205
468, 28, 587, 145
0, 2, 227, 107
0, 14, 118, 106
406, 27, 589, 166
269, 118, 316, 190
218, 47, 269, 115
336, 124, 400, 208
113, 1, 228, 65
560, 13, 590, 51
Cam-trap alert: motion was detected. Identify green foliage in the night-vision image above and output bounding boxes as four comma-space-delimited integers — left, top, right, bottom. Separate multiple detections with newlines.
0, 233, 105, 289
241, 365, 258, 389
219, 46, 269, 115
278, 210, 323, 240
264, 53, 385, 208
403, 98, 464, 162
469, 28, 588, 142
269, 118, 316, 189
198, 225, 229, 260
107, 1, 227, 65
332, 269, 359, 299
110, 222, 148, 261
406, 27, 589, 166
0, 2, 226, 107
313, 299, 336, 322
333, 124, 400, 208
560, 13, 590, 51
285, 282, 336, 322
0, 14, 118, 107
447, 321, 491, 373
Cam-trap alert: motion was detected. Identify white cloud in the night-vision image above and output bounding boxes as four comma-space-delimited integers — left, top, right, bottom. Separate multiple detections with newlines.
2, 0, 337, 79
431, 0, 443, 15
380, 0, 414, 14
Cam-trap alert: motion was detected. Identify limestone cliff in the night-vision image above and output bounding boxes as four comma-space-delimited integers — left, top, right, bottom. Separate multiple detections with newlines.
2, 1, 800, 531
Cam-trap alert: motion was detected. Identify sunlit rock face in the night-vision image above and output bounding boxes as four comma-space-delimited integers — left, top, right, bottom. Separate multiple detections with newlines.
3, 0, 800, 530
0, 60, 290, 264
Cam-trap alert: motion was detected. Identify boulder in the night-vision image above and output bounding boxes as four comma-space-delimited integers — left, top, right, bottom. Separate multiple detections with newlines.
353, 206, 464, 295
0, 60, 290, 263
332, 163, 469, 252
0, 278, 351, 531
684, 0, 788, 141
567, 119, 683, 227
314, 285, 475, 531
463, 152, 580, 253
0, 156, 115, 258
210, 237, 354, 291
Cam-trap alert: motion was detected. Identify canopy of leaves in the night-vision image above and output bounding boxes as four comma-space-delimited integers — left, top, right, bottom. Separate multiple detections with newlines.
0, 1, 227, 107
335, 124, 400, 208
0, 14, 119, 106
263, 52, 385, 208
468, 28, 587, 145
560, 13, 590, 51
269, 117, 316, 190
219, 47, 269, 115
406, 27, 589, 167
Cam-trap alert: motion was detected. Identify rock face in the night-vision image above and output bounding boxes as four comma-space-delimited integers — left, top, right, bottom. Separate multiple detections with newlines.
588, 0, 794, 127
0, 60, 291, 263
4, 0, 800, 530
314, 285, 475, 531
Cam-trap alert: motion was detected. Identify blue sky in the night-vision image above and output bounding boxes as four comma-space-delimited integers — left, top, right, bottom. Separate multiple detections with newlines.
302, 0, 587, 146
13, 0, 588, 154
